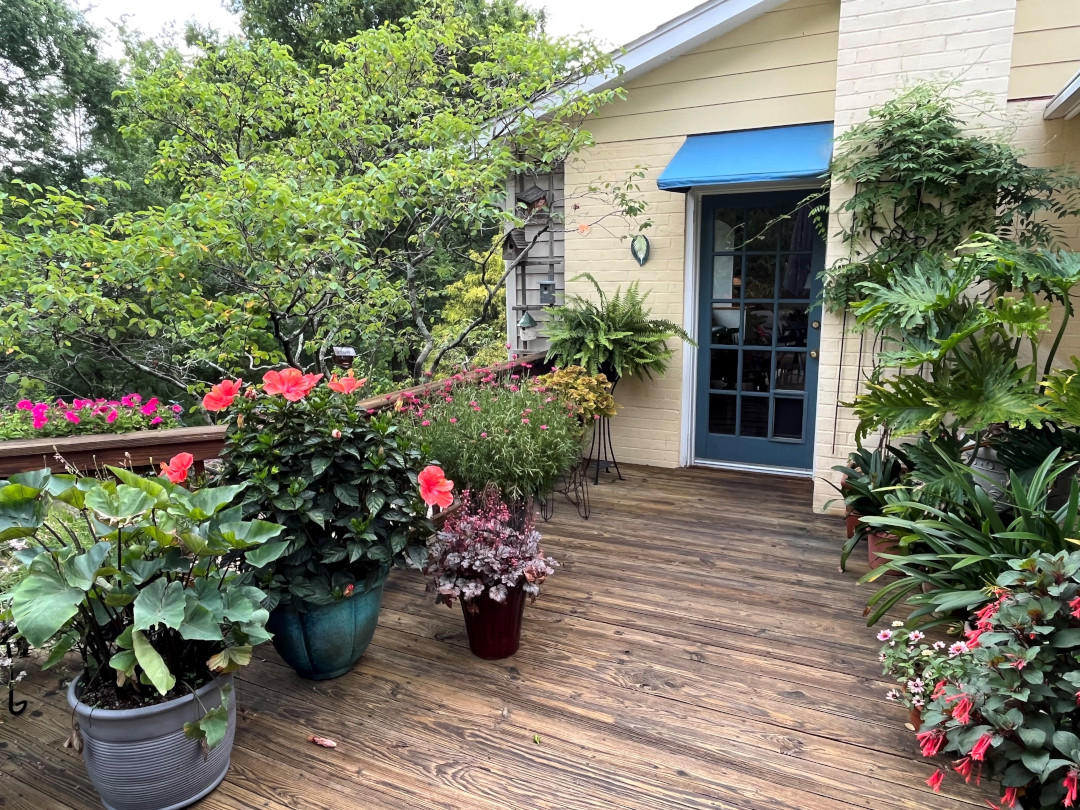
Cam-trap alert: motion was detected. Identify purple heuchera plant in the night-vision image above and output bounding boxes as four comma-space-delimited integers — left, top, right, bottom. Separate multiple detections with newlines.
426, 487, 558, 611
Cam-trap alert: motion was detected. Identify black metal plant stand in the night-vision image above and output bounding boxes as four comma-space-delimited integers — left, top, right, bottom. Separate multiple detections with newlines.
540, 455, 591, 521
584, 373, 623, 485
4, 637, 26, 716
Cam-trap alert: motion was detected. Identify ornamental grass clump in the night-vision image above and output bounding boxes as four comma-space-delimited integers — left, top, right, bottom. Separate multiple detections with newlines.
908, 552, 1080, 809
426, 487, 557, 610
401, 370, 583, 503
211, 368, 432, 606
0, 393, 183, 440
0, 461, 286, 744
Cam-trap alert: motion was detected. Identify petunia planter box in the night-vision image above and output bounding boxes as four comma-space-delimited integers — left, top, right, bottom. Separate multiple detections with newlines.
0, 425, 227, 477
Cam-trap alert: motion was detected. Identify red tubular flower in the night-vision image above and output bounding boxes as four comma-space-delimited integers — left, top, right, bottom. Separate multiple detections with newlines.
418, 465, 454, 509
926, 770, 944, 792
953, 756, 974, 783
931, 680, 948, 700
917, 728, 947, 758
1066, 769, 1079, 807
203, 379, 243, 411
999, 786, 1019, 809
1070, 597, 1080, 621
946, 694, 974, 725
970, 733, 994, 762
262, 368, 323, 401
160, 452, 194, 484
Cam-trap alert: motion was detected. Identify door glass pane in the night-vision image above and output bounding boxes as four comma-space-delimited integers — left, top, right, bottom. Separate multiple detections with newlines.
744, 255, 775, 299
779, 253, 813, 298
709, 350, 738, 390
775, 352, 806, 391
742, 305, 773, 346
784, 205, 814, 252
740, 396, 769, 437
744, 207, 779, 250
709, 394, 736, 434
777, 305, 809, 347
713, 209, 741, 250
774, 398, 804, 439
712, 255, 739, 299
741, 351, 771, 392
710, 305, 740, 344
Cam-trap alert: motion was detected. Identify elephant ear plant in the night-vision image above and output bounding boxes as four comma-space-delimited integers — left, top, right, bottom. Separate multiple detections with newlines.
0, 461, 286, 746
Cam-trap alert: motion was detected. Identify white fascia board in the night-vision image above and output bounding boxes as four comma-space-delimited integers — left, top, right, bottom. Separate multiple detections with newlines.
1045, 68, 1080, 121
579, 0, 788, 94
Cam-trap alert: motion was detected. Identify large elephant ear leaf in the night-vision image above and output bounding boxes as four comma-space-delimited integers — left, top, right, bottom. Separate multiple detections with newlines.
85, 485, 156, 521
131, 629, 176, 695
183, 683, 232, 751
10, 569, 85, 648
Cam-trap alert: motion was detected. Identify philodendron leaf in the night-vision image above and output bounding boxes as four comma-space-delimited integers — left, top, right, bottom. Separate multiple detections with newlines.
133, 578, 186, 632
11, 569, 85, 647
183, 684, 232, 751
61, 541, 112, 590
131, 629, 175, 695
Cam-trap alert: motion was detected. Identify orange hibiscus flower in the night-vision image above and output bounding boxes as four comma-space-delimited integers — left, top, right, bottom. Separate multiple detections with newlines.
203, 379, 243, 412
418, 465, 454, 509
327, 371, 367, 395
160, 452, 195, 484
262, 368, 323, 401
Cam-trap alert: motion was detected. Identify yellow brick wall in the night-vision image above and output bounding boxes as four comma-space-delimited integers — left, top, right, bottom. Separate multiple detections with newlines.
1009, 0, 1080, 100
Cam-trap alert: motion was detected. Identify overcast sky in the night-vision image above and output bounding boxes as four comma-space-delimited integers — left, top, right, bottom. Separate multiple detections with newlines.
83, 0, 703, 52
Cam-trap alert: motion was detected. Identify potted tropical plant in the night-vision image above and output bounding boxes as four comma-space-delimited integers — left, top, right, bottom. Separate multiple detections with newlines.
0, 457, 285, 810
542, 273, 695, 382
210, 368, 434, 680
829, 446, 906, 571
425, 486, 558, 659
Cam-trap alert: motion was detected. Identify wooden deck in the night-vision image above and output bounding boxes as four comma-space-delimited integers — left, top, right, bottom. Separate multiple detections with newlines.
0, 466, 996, 809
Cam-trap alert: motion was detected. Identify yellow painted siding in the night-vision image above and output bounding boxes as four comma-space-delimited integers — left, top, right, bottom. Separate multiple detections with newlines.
586, 0, 840, 144
562, 0, 842, 468
1008, 0, 1080, 99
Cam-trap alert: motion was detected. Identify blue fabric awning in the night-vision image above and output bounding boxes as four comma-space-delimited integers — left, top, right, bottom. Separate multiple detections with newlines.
657, 123, 834, 192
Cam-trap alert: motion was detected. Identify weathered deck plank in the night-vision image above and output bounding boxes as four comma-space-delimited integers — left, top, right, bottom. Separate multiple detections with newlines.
0, 465, 996, 809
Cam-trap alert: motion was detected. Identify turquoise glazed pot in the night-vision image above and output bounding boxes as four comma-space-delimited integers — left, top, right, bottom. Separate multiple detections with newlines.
267, 571, 388, 680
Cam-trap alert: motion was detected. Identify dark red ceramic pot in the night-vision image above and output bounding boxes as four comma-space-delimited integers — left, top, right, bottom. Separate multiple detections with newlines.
868, 530, 902, 575
461, 587, 527, 659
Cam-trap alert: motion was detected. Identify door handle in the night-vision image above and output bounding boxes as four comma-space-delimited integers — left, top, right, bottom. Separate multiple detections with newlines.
809, 350, 818, 359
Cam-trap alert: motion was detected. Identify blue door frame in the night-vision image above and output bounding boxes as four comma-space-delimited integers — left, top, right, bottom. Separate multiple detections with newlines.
695, 190, 823, 470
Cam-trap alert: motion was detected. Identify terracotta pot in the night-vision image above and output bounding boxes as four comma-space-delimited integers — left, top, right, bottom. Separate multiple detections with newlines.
908, 707, 923, 732
868, 530, 902, 574
461, 587, 527, 660
845, 510, 862, 539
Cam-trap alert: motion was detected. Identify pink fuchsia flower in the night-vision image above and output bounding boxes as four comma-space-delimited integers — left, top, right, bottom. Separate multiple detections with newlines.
64, 411, 80, 424
970, 733, 994, 762
952, 756, 976, 784
999, 786, 1019, 809
106, 410, 118, 423
945, 693, 973, 725
917, 728, 946, 758
150, 417, 163, 425
1065, 769, 1079, 807
876, 629, 893, 642
1070, 596, 1080, 621
926, 770, 944, 793
418, 466, 454, 509
15, 400, 33, 410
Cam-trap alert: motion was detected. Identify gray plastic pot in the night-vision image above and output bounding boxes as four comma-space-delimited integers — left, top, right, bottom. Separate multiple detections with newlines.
67, 673, 236, 810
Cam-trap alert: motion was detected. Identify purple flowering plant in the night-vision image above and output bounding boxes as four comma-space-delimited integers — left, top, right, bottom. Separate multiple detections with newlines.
425, 487, 558, 611
0, 394, 183, 440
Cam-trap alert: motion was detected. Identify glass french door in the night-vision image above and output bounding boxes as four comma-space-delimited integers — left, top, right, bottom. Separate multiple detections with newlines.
695, 191, 823, 469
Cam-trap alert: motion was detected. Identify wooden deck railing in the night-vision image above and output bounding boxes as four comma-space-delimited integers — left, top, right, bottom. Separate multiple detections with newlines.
0, 353, 548, 477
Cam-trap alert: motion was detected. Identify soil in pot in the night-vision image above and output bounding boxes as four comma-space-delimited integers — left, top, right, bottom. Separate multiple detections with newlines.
68, 673, 236, 810
462, 587, 527, 660
267, 570, 388, 679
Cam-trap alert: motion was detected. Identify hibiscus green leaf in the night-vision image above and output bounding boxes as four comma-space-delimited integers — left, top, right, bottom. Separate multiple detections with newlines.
243, 539, 290, 568
131, 629, 175, 695
133, 578, 186, 631
217, 520, 284, 549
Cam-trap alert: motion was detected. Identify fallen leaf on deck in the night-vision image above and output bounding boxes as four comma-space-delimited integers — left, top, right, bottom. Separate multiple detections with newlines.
308, 735, 338, 748
533, 734, 541, 745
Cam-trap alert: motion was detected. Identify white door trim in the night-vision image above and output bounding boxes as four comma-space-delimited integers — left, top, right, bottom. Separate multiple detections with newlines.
678, 180, 827, 469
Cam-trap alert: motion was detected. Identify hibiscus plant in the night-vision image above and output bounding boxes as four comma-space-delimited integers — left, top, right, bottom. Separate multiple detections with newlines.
211, 368, 433, 607
0, 458, 286, 747
912, 552, 1080, 809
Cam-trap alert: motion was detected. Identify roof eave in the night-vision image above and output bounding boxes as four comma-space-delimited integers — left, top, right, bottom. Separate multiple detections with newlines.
1045, 68, 1080, 121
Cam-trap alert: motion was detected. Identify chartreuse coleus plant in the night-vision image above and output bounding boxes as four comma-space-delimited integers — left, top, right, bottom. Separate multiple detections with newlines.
0, 463, 286, 748
915, 552, 1080, 809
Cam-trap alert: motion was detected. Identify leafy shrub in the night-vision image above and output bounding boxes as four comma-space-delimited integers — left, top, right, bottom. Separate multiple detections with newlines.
532, 365, 617, 420
915, 552, 1080, 809
877, 623, 974, 713
426, 487, 557, 609
0, 464, 285, 744
543, 273, 694, 380
214, 369, 431, 606
400, 370, 582, 502
0, 394, 183, 440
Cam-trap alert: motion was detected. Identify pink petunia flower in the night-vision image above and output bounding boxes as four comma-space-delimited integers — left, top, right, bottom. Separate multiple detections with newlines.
106, 410, 118, 423
64, 411, 80, 424
15, 400, 32, 410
